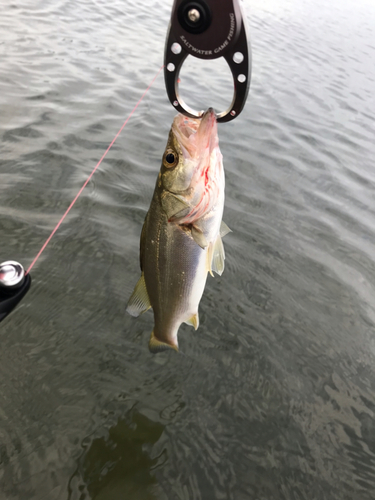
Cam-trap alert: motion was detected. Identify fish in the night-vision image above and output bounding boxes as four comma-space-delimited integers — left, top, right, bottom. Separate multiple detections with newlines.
126, 108, 230, 353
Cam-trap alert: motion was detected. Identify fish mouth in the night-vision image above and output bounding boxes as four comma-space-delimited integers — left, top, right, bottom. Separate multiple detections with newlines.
172, 108, 218, 159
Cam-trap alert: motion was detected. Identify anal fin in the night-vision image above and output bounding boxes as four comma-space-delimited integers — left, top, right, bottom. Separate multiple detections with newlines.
184, 312, 199, 330
126, 273, 151, 317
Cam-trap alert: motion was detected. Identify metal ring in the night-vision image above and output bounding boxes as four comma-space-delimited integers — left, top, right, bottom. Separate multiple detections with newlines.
164, 0, 251, 122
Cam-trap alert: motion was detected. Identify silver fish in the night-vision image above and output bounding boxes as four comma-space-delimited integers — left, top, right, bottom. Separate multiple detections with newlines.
126, 108, 230, 353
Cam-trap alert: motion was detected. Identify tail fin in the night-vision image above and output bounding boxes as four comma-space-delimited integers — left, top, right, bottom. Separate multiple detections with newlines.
149, 331, 178, 354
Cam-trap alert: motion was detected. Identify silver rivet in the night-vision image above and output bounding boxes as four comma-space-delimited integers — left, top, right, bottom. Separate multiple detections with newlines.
237, 74, 246, 83
173, 100, 179, 106
167, 63, 175, 72
188, 8, 200, 23
230, 110, 236, 116
233, 52, 244, 64
171, 43, 182, 55
0, 261, 25, 289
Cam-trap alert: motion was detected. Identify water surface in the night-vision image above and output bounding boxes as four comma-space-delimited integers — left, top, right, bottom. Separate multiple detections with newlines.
1, 0, 375, 499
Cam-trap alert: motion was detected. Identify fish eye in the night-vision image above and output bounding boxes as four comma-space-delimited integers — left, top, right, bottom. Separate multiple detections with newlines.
163, 149, 178, 168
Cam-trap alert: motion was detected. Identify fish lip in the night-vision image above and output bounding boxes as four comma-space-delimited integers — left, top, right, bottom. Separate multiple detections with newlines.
196, 108, 217, 135
172, 109, 218, 160
196, 107, 218, 153
200, 107, 216, 121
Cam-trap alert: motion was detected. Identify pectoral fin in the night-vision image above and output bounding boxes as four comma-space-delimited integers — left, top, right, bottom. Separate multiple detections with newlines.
207, 234, 226, 277
184, 312, 199, 330
161, 192, 189, 220
126, 273, 151, 317
191, 225, 208, 249
149, 331, 178, 353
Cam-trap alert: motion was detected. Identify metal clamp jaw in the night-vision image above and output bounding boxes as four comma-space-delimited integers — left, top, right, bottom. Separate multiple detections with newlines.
164, 0, 251, 123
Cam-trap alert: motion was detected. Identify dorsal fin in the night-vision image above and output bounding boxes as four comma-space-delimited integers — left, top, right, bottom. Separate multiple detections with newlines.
126, 273, 151, 317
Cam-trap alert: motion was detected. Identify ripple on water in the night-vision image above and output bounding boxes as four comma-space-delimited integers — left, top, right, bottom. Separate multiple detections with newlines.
1, 0, 375, 499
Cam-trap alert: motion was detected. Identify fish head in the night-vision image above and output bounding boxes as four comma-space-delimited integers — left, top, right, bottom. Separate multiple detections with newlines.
160, 109, 223, 223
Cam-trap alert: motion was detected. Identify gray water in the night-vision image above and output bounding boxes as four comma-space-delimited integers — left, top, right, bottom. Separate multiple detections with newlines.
1, 0, 375, 498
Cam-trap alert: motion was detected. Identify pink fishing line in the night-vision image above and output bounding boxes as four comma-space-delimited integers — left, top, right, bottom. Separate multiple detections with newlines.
26, 65, 164, 275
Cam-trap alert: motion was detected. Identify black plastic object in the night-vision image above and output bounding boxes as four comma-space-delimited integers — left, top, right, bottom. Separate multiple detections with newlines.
0, 273, 31, 323
164, 0, 251, 122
